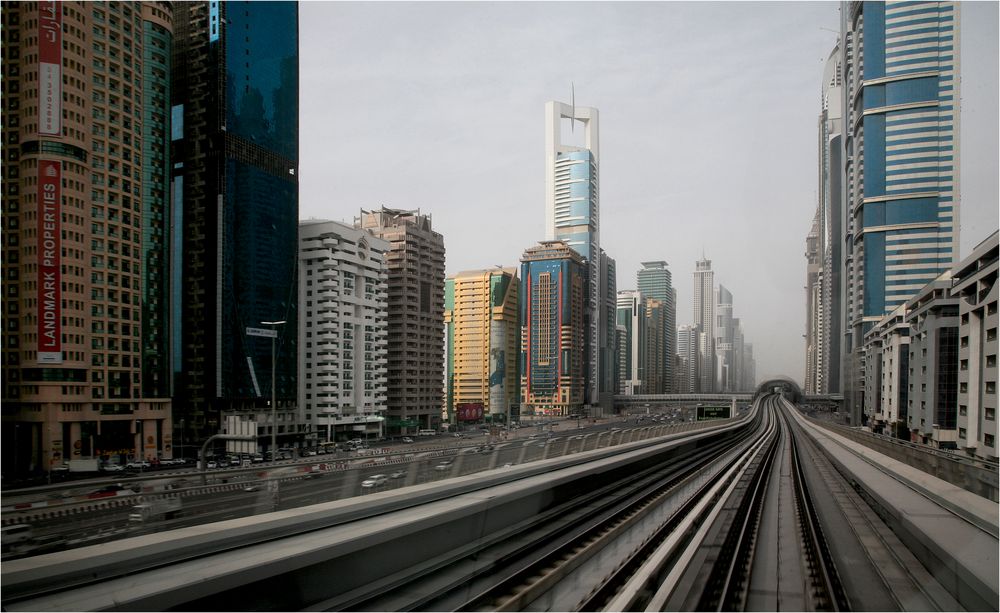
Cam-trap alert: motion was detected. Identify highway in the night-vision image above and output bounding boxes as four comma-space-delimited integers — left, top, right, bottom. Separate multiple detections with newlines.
2, 395, 996, 612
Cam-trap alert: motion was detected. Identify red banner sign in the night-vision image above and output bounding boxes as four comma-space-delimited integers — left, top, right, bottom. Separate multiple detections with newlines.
456, 403, 484, 422
37, 160, 61, 363
38, 1, 62, 136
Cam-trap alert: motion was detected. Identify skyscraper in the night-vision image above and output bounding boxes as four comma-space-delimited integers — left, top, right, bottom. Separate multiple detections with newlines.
298, 220, 388, 443
444, 268, 520, 425
520, 241, 587, 416
616, 291, 646, 395
172, 1, 300, 445
357, 207, 445, 434
693, 256, 716, 392
677, 325, 699, 393
715, 284, 734, 391
638, 261, 675, 393
597, 250, 618, 412
805, 211, 823, 394
545, 101, 600, 408
2, 2, 176, 475
841, 1, 960, 419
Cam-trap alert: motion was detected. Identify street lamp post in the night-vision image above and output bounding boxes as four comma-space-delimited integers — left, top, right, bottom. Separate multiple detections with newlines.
261, 320, 286, 460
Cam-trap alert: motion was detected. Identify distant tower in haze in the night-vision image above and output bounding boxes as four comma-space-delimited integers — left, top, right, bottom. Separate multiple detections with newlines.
693, 256, 715, 392
545, 100, 600, 409
638, 261, 675, 392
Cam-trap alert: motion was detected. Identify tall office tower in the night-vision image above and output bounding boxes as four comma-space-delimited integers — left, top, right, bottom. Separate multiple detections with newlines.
357, 208, 446, 433
842, 1, 960, 421
820, 43, 844, 399
693, 257, 715, 392
615, 324, 628, 394
545, 101, 600, 408
616, 291, 646, 395
732, 318, 745, 392
443, 268, 520, 425
171, 1, 299, 447
805, 212, 823, 394
677, 325, 699, 393
520, 241, 586, 416
742, 343, 756, 390
715, 285, 735, 391
638, 261, 675, 392
298, 221, 388, 443
597, 250, 617, 412
1, 2, 176, 476
644, 298, 668, 394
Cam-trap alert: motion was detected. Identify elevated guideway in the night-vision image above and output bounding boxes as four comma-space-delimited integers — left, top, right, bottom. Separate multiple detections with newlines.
3, 395, 997, 611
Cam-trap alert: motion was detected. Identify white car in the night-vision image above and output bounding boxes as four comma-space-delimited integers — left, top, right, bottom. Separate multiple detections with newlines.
361, 474, 388, 488
434, 462, 453, 472
402, 437, 414, 444
102, 464, 125, 472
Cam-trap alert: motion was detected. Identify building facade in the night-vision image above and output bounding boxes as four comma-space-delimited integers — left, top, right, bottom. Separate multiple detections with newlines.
597, 250, 617, 412
904, 272, 958, 448
644, 298, 668, 394
444, 268, 520, 425
357, 207, 445, 433
864, 305, 910, 435
676, 325, 699, 393
953, 232, 998, 461
297, 220, 388, 443
805, 211, 823, 394
693, 256, 715, 392
637, 261, 675, 393
171, 1, 300, 446
616, 291, 646, 395
520, 241, 586, 416
2, 1, 176, 476
545, 101, 600, 408
842, 1, 960, 421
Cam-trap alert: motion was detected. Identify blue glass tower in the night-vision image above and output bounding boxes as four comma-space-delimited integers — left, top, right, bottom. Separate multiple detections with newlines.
841, 1, 959, 414
173, 1, 299, 442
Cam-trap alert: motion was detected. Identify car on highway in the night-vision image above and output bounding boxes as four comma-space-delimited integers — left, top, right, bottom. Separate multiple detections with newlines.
401, 437, 414, 444
206, 461, 218, 469
243, 484, 261, 492
361, 474, 388, 488
125, 461, 151, 470
389, 470, 407, 479
434, 461, 453, 472
101, 464, 125, 472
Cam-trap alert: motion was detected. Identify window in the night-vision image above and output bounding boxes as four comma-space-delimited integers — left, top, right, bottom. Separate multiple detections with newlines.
986, 434, 995, 448
986, 408, 995, 422
959, 427, 966, 439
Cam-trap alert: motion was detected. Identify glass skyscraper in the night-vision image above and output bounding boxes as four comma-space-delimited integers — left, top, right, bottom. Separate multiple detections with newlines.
172, 1, 299, 443
842, 0, 959, 416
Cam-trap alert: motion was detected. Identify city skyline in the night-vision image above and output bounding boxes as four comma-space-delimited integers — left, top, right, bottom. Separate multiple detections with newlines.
298, 1, 998, 384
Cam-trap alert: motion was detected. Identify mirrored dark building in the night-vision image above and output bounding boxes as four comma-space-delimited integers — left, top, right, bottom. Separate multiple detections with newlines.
171, 1, 299, 445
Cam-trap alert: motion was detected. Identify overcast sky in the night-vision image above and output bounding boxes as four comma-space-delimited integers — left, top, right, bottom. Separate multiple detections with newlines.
299, 1, 999, 385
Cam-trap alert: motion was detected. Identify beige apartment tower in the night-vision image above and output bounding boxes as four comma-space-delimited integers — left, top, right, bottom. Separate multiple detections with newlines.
356, 207, 445, 434
444, 268, 520, 424
2, 2, 175, 476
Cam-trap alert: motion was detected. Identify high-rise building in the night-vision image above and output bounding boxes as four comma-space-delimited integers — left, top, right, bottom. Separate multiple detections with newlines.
444, 268, 520, 425
820, 43, 844, 399
805, 211, 823, 394
357, 207, 445, 433
298, 220, 388, 443
842, 1, 960, 420
520, 241, 586, 416
616, 291, 646, 395
644, 298, 668, 394
742, 343, 756, 391
597, 250, 617, 412
545, 101, 600, 408
693, 256, 715, 392
677, 325, 699, 393
2, 2, 176, 475
172, 1, 300, 446
638, 261, 675, 392
715, 284, 735, 391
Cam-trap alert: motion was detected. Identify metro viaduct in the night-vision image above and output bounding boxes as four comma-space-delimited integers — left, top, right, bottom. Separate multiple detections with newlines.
614, 376, 842, 411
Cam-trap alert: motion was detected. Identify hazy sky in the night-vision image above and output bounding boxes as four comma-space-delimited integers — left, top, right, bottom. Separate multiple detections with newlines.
299, 1, 999, 385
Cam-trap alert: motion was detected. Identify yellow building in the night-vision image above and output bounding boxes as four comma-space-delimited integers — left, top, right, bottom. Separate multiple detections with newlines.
444, 269, 520, 424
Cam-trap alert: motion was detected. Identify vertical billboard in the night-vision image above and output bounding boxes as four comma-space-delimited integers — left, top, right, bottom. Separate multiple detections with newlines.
38, 1, 62, 136
489, 319, 507, 417
37, 160, 62, 363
